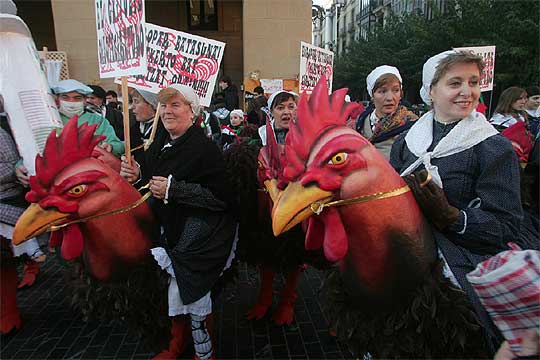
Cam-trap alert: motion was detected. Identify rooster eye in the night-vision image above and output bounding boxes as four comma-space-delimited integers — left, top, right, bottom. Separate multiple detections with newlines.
328, 152, 348, 165
68, 184, 87, 197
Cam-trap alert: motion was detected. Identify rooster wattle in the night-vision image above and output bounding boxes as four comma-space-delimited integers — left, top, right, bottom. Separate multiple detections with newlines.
271, 78, 490, 357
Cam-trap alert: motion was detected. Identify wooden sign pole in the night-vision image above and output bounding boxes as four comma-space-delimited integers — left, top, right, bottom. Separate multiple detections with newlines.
121, 76, 131, 165
145, 102, 161, 150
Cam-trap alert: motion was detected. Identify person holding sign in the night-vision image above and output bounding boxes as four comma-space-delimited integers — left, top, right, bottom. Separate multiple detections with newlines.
355, 65, 417, 160
129, 88, 165, 165
120, 84, 236, 360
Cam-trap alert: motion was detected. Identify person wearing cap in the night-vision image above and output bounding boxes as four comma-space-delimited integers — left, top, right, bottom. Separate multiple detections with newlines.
120, 84, 235, 360
355, 65, 417, 160
14, 79, 124, 185
220, 109, 245, 149
258, 90, 298, 145
390, 50, 537, 351
86, 84, 125, 140
129, 88, 165, 165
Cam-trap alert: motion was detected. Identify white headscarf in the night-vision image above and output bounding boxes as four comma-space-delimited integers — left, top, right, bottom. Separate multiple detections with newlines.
166, 84, 200, 114
420, 50, 457, 105
230, 109, 244, 118
366, 65, 402, 96
267, 90, 298, 111
138, 89, 158, 109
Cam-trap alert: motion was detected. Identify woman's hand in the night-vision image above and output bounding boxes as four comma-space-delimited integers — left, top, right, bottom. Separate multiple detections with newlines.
15, 165, 30, 186
149, 176, 168, 200
120, 155, 140, 183
404, 169, 460, 231
98, 142, 112, 152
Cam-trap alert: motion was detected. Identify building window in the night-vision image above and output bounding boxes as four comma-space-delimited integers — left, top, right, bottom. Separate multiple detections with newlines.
187, 0, 218, 31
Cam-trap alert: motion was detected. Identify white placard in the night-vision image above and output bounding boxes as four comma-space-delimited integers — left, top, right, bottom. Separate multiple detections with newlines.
260, 79, 283, 94
95, 0, 147, 78
299, 41, 334, 94
455, 46, 496, 92
117, 23, 225, 107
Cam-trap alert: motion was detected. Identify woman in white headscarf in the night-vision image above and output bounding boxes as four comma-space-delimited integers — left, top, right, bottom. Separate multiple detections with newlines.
355, 65, 417, 159
390, 49, 538, 352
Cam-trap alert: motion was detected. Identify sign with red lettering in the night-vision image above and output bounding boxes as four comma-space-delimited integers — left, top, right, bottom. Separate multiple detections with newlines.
95, 0, 147, 78
299, 41, 334, 94
455, 46, 496, 92
118, 23, 225, 107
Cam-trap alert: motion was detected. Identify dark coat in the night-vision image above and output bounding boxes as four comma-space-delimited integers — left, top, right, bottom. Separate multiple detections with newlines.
142, 125, 236, 304
223, 85, 239, 111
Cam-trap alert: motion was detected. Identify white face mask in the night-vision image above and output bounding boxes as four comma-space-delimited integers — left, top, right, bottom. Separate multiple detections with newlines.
59, 100, 84, 118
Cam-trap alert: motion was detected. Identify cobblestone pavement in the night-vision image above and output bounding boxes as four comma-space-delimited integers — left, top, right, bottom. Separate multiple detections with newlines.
1, 257, 352, 359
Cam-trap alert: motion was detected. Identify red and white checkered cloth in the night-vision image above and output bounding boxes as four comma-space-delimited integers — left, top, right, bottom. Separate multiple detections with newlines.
466, 243, 540, 353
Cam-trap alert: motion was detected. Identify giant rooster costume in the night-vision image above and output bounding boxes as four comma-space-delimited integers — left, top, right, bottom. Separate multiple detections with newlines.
269, 78, 490, 357
11, 117, 175, 352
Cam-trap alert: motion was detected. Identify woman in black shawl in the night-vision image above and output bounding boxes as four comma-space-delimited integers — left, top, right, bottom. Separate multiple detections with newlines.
121, 84, 235, 360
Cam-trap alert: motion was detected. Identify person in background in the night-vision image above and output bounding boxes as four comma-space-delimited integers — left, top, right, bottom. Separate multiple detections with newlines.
105, 90, 121, 110
211, 92, 230, 126
86, 85, 125, 140
524, 86, 540, 137
355, 65, 417, 159
490, 87, 533, 162
129, 88, 165, 165
221, 109, 245, 149
218, 75, 239, 111
490, 87, 528, 131
15, 79, 124, 186
246, 87, 268, 126
258, 90, 298, 146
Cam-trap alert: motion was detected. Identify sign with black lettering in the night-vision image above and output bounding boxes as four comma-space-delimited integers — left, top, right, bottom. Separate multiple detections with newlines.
95, 0, 147, 78
119, 23, 225, 107
299, 41, 333, 94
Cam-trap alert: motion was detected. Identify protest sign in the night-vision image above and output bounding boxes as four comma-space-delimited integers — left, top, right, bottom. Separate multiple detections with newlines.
260, 79, 283, 94
455, 46, 496, 92
95, 0, 147, 78
120, 23, 225, 107
299, 41, 334, 94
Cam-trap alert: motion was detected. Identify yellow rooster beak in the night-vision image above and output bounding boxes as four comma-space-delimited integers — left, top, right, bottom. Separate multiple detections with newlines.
272, 181, 332, 236
263, 179, 280, 203
12, 204, 70, 245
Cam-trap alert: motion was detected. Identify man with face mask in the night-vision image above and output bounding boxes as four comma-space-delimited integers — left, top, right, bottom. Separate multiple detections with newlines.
15, 79, 124, 185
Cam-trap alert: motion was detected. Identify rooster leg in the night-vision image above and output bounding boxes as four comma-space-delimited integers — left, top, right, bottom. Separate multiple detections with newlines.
153, 315, 191, 360
246, 267, 275, 320
272, 266, 302, 326
0, 238, 21, 334
18, 260, 40, 289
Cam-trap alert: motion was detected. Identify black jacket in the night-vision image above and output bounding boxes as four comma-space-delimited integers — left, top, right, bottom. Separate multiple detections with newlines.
223, 85, 239, 111
142, 125, 236, 304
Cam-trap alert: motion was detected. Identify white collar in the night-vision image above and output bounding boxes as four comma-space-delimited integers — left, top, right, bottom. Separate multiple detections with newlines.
401, 110, 498, 187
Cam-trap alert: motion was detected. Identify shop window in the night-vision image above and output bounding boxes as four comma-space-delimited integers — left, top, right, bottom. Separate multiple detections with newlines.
187, 0, 218, 31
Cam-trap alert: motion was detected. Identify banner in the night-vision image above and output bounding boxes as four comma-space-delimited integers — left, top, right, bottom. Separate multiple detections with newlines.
455, 46, 496, 92
95, 0, 147, 78
119, 23, 225, 107
299, 41, 334, 94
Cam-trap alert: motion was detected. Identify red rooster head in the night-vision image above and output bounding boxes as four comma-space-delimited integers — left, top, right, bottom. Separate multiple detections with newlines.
12, 117, 154, 281
271, 78, 429, 293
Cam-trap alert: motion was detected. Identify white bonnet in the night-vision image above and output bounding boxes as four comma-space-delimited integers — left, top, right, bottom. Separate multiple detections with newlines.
420, 50, 458, 105
366, 65, 402, 96
164, 84, 200, 114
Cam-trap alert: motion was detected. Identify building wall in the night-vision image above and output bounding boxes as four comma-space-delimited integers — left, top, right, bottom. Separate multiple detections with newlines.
242, 0, 312, 79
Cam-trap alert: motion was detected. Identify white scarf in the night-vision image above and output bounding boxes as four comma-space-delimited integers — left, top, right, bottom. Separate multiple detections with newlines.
401, 110, 498, 187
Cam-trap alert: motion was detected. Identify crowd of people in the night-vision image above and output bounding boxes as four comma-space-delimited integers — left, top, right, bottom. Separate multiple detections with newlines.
1, 49, 539, 359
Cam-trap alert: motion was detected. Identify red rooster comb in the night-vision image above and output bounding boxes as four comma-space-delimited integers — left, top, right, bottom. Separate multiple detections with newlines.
27, 116, 105, 200
283, 76, 361, 181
